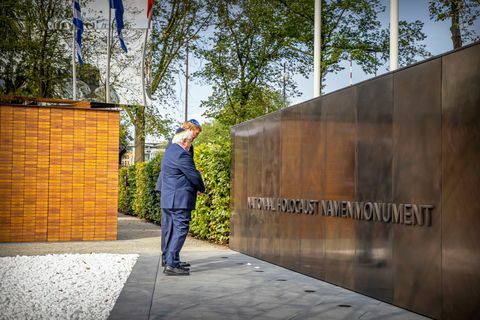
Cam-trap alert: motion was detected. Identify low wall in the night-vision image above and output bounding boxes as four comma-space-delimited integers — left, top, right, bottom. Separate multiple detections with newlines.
230, 42, 480, 319
0, 101, 119, 241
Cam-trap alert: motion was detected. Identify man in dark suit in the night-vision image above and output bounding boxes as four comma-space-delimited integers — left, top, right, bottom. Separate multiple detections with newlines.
160, 129, 205, 276
155, 119, 202, 269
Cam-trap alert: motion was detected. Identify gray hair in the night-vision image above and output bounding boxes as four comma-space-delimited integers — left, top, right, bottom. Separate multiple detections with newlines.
172, 130, 194, 144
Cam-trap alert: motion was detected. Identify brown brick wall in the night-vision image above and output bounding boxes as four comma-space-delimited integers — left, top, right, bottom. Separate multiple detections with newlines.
0, 105, 119, 242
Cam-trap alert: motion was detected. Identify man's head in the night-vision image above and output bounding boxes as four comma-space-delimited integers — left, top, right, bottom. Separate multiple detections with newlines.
172, 130, 194, 151
182, 119, 202, 140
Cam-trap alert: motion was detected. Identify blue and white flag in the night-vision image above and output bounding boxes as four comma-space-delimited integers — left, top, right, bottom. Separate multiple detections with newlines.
110, 0, 128, 53
72, 0, 84, 65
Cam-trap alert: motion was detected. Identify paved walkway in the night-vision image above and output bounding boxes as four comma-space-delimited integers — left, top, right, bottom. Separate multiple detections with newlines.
109, 250, 430, 320
0, 214, 430, 320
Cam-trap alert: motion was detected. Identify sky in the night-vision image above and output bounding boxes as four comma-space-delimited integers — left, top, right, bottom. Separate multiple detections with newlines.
84, 0, 478, 130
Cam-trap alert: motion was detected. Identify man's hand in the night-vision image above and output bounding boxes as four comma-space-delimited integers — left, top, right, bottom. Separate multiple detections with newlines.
197, 191, 205, 196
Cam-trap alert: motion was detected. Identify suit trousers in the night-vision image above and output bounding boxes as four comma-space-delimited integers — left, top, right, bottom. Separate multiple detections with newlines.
163, 208, 191, 268
161, 208, 173, 264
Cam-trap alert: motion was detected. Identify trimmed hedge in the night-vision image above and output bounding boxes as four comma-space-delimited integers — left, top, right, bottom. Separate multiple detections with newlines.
118, 165, 137, 215
118, 152, 163, 224
190, 141, 231, 244
117, 141, 231, 245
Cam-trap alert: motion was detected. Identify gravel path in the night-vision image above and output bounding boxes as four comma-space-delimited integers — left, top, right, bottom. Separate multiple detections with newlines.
0, 253, 138, 320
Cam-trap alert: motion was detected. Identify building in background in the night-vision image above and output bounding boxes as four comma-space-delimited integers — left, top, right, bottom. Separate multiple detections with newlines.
120, 142, 166, 166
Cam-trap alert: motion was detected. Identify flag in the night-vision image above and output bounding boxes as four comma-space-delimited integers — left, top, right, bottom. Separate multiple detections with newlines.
110, 0, 128, 53
72, 0, 84, 65
147, 0, 153, 18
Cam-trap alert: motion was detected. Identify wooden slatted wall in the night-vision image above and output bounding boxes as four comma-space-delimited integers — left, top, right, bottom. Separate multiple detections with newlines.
0, 105, 119, 242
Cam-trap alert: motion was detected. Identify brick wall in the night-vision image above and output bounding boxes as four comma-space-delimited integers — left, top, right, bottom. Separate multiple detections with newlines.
0, 105, 119, 242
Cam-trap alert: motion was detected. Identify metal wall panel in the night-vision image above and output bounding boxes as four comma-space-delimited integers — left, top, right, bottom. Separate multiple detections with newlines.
322, 87, 357, 290
259, 112, 281, 263
299, 100, 326, 278
230, 123, 250, 252
355, 75, 394, 302
392, 58, 442, 319
278, 106, 303, 270
441, 44, 480, 320
246, 119, 264, 257
230, 43, 480, 320
229, 127, 243, 250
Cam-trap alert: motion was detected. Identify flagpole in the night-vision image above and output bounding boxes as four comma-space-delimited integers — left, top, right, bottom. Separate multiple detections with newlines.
314, 0, 321, 97
72, 24, 77, 100
106, 4, 112, 103
185, 35, 188, 122
390, 0, 399, 71
142, 10, 152, 109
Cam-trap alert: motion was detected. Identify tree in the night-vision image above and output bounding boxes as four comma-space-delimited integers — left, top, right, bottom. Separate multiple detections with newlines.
196, 0, 430, 126
119, 117, 132, 164
150, 0, 212, 97
277, 0, 430, 82
105, 0, 213, 163
0, 0, 71, 97
195, 0, 299, 125
429, 0, 480, 49
76, 3, 180, 163
79, 24, 160, 163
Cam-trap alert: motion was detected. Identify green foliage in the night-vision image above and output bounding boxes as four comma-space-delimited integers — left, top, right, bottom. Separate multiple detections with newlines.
196, 0, 431, 126
190, 139, 231, 245
151, 0, 212, 96
117, 138, 231, 245
195, 0, 294, 125
118, 152, 163, 223
144, 153, 163, 224
0, 0, 71, 97
118, 167, 130, 214
118, 165, 137, 215
119, 121, 132, 154
132, 163, 149, 219
428, 0, 480, 49
194, 120, 231, 146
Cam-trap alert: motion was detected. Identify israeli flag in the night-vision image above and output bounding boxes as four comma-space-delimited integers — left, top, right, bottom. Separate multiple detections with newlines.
72, 0, 83, 65
110, 0, 128, 53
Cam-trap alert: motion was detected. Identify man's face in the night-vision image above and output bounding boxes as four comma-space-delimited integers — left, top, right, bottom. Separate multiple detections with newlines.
190, 129, 200, 140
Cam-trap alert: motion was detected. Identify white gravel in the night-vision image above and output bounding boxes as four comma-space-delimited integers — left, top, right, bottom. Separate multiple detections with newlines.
0, 253, 138, 320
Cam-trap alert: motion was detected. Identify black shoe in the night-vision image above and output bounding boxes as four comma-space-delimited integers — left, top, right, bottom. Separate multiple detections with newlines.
162, 265, 189, 273
164, 266, 190, 276
162, 261, 189, 267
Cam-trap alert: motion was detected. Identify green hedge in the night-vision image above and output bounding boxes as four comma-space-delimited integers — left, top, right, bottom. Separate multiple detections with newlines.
190, 141, 231, 244
118, 165, 137, 215
118, 152, 163, 224
117, 141, 231, 245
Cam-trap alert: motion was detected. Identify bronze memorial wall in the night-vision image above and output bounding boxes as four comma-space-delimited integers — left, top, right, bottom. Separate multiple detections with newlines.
230, 42, 480, 319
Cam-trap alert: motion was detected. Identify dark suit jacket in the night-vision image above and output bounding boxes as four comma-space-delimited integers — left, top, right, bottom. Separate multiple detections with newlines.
159, 143, 205, 210
155, 141, 194, 193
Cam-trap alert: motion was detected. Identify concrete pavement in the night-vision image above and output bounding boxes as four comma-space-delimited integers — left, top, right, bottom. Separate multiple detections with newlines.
0, 214, 430, 320
109, 249, 430, 320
